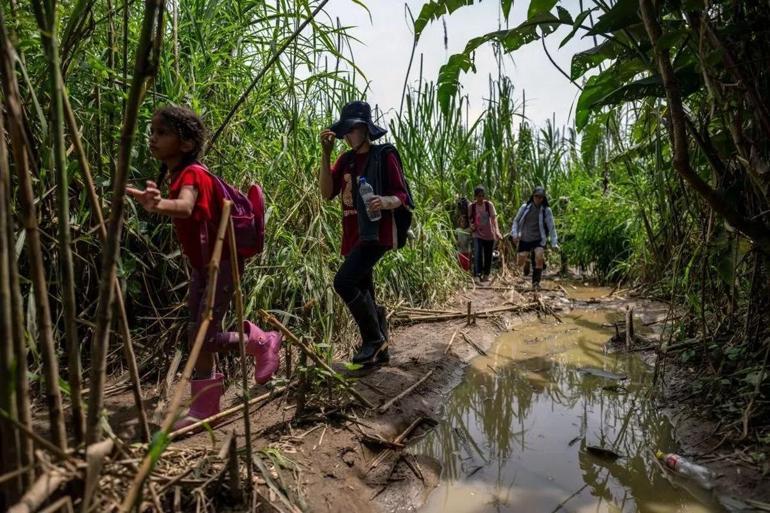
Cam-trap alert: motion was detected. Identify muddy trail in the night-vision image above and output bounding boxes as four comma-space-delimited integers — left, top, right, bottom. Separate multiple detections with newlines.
92, 275, 768, 513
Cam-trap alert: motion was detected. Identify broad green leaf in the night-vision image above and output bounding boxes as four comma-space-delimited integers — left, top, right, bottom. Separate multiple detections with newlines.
436, 13, 560, 113
560, 9, 594, 48
556, 6, 573, 24
588, 0, 640, 35
581, 112, 610, 167
527, 0, 557, 20
570, 41, 622, 79
414, 0, 477, 41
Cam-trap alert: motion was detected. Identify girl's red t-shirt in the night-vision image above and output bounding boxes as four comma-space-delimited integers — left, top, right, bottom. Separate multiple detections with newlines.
168, 162, 223, 269
330, 151, 409, 256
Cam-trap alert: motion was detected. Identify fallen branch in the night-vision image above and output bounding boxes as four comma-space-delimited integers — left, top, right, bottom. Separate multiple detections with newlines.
170, 385, 288, 440
8, 468, 70, 513
252, 454, 301, 513
377, 370, 434, 414
81, 439, 115, 513
393, 303, 539, 324
368, 417, 427, 472
444, 329, 459, 355
259, 310, 375, 409
461, 333, 487, 356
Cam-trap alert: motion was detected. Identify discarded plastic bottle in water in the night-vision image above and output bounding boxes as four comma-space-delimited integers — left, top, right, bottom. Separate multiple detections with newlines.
358, 177, 381, 221
656, 450, 715, 489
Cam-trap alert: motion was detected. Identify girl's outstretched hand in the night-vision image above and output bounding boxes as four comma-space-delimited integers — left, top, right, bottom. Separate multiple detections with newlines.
126, 180, 162, 212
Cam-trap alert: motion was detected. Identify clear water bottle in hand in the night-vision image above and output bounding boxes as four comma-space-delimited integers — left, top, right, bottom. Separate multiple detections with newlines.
656, 450, 715, 490
358, 177, 382, 221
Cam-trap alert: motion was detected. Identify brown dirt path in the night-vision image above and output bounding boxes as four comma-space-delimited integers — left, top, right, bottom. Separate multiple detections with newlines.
99, 274, 576, 512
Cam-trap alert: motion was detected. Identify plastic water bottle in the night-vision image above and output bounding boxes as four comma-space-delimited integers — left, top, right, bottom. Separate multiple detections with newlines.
358, 177, 381, 221
656, 450, 715, 489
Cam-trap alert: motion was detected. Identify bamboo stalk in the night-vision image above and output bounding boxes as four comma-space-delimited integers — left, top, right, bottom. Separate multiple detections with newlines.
258, 311, 375, 409
61, 88, 150, 443
86, 0, 165, 445
226, 218, 253, 488
0, 88, 21, 502
30, 0, 85, 445
119, 200, 231, 513
4, 166, 33, 488
0, 5, 67, 452
377, 370, 434, 414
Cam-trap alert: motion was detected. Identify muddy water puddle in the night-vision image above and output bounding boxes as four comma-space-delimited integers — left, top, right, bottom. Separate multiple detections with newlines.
416, 309, 723, 513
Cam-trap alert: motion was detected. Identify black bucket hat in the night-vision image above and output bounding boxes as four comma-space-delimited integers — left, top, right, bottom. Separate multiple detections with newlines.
330, 101, 387, 140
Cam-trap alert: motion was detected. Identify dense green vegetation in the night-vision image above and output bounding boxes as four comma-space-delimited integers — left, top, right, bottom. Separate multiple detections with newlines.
0, 0, 768, 506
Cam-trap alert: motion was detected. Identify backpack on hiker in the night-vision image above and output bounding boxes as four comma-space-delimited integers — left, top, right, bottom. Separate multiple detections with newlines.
202, 166, 266, 259
469, 200, 491, 220
345, 143, 414, 249
382, 145, 414, 249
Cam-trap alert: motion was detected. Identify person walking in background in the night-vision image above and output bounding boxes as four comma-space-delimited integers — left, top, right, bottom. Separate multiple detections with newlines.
455, 212, 473, 272
511, 185, 559, 289
468, 185, 501, 282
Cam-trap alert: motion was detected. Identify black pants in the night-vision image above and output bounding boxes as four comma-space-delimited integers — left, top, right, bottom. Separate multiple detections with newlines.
333, 243, 387, 304
473, 238, 494, 277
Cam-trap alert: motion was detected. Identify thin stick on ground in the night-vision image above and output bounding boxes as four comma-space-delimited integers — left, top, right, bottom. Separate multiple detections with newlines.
227, 218, 253, 488
259, 311, 375, 409
461, 332, 487, 356
444, 328, 459, 355
368, 417, 426, 472
7, 467, 72, 513
119, 200, 232, 513
377, 370, 434, 414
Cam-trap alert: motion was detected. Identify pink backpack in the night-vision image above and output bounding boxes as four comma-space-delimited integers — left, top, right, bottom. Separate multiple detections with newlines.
199, 165, 266, 259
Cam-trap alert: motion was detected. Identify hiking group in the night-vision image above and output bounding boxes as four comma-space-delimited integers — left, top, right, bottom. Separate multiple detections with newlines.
455, 185, 560, 288
125, 99, 556, 434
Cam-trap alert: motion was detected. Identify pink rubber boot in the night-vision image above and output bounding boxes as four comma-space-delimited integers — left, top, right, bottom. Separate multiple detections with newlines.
172, 372, 225, 433
243, 321, 282, 384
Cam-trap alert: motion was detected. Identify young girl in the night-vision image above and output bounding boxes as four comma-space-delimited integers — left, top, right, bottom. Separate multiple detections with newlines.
126, 105, 281, 431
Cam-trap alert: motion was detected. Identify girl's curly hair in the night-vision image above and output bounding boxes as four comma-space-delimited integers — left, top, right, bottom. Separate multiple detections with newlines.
154, 105, 207, 183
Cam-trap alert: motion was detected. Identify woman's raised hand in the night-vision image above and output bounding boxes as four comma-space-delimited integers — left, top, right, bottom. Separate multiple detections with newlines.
320, 129, 336, 154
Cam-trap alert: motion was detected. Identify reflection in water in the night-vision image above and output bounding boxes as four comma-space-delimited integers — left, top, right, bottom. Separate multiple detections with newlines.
417, 310, 723, 513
